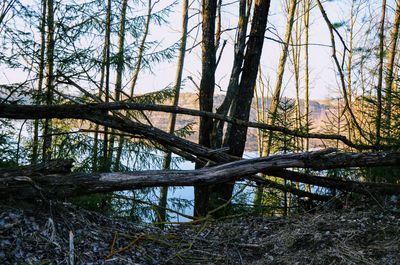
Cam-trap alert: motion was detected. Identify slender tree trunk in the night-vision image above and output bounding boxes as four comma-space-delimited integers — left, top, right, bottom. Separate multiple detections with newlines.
194, 0, 217, 217
113, 0, 128, 172
42, 0, 55, 162
316, 0, 365, 142
384, 0, 400, 137
346, 0, 357, 143
157, 0, 189, 226
254, 68, 267, 209
290, 1, 302, 151
303, 0, 310, 153
93, 1, 112, 171
303, 0, 311, 192
291, 0, 302, 204
114, 0, 127, 104
32, 0, 47, 164
265, 0, 297, 156
215, 0, 222, 49
212, 0, 251, 148
375, 0, 386, 146
220, 0, 271, 214
130, 0, 152, 97
100, 0, 112, 171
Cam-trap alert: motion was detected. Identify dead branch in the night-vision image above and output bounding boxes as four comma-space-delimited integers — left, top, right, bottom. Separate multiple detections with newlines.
0, 103, 394, 150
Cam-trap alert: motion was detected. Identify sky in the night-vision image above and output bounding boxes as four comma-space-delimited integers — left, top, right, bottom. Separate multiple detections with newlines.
136, 0, 396, 101
0, 0, 395, 101
134, 0, 345, 100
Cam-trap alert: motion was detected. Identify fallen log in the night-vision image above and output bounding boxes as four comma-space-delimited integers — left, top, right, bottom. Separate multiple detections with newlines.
0, 159, 74, 178
1, 149, 400, 200
0, 103, 393, 151
0, 103, 236, 163
252, 169, 400, 196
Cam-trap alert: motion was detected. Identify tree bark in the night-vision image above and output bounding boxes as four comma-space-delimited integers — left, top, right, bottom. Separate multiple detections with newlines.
212, 0, 251, 148
376, 0, 387, 145
113, 0, 128, 172
2, 149, 400, 200
42, 0, 55, 162
32, 0, 47, 164
384, 0, 400, 137
194, 0, 218, 217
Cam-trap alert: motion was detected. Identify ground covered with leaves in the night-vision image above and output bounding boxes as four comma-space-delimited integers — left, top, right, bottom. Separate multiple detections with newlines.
0, 200, 399, 265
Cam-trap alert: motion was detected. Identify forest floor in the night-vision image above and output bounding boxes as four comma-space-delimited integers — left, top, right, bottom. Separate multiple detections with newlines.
0, 200, 399, 265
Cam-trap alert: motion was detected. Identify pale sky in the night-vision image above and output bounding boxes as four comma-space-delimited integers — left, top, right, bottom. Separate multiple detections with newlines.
0, 0, 395, 101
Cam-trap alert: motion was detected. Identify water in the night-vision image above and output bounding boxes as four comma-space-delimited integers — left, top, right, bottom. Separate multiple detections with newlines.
160, 153, 258, 222
116, 151, 333, 223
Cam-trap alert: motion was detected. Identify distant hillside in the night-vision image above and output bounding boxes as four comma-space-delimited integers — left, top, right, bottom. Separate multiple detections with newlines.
149, 93, 334, 151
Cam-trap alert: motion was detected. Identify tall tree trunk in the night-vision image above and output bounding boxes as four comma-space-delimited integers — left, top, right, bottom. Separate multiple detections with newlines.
158, 0, 189, 226
253, 68, 268, 209
194, 0, 218, 217
219, 0, 271, 212
42, 0, 55, 162
113, 0, 128, 172
92, 1, 112, 171
32, 0, 46, 164
346, 0, 357, 143
303, 0, 311, 192
375, 0, 386, 146
303, 0, 310, 153
212, 0, 251, 148
291, 1, 302, 151
384, 0, 400, 138
130, 0, 152, 97
265, 0, 297, 156
101, 0, 112, 171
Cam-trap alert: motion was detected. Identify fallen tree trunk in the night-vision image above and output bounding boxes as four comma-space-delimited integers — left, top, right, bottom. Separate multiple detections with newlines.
0, 159, 73, 178
1, 149, 400, 200
0, 103, 393, 150
0, 103, 236, 163
253, 169, 400, 196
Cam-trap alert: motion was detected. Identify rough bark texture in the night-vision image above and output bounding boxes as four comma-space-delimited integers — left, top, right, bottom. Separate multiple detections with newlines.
198, 0, 217, 151
224, 0, 271, 156
195, 0, 218, 217
2, 149, 400, 200
212, 0, 250, 148
212, 0, 271, 213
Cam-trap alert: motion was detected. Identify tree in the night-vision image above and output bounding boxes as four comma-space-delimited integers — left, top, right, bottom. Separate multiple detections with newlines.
265, 0, 297, 156
42, 0, 55, 162
194, 0, 271, 216
158, 0, 189, 225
